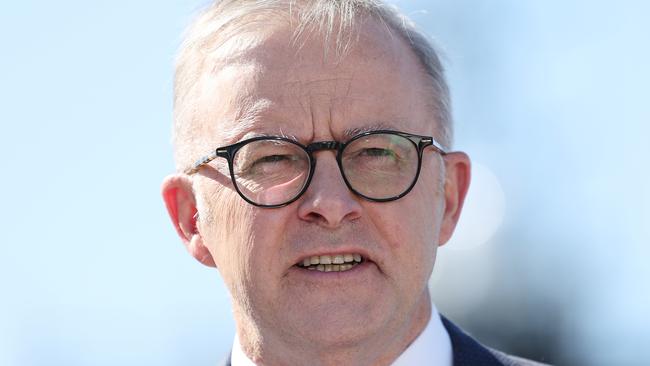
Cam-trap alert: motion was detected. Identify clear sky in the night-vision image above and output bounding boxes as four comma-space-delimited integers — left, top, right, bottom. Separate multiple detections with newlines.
1, 1, 649, 365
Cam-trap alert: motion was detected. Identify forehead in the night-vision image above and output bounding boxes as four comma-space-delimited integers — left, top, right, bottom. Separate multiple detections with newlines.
194, 17, 435, 146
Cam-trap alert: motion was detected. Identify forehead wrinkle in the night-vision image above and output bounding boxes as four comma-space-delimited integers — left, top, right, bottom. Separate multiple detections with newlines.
220, 110, 302, 145
220, 97, 273, 143
247, 129, 300, 142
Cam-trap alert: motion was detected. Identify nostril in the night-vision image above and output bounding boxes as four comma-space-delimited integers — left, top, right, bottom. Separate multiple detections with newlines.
297, 191, 363, 227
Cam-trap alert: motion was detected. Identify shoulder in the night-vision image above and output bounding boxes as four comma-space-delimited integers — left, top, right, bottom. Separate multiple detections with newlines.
441, 316, 552, 366
489, 349, 551, 366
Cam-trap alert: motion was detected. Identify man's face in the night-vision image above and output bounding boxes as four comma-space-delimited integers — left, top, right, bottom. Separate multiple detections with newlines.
166, 18, 469, 351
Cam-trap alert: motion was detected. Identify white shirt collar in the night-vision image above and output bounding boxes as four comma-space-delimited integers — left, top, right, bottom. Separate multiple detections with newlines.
231, 334, 257, 366
391, 303, 453, 366
231, 304, 452, 366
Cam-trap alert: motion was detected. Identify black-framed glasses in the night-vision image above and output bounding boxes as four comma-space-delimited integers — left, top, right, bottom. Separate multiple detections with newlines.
185, 130, 447, 208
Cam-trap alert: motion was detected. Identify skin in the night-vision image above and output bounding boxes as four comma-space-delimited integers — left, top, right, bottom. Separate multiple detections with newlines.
162, 17, 470, 366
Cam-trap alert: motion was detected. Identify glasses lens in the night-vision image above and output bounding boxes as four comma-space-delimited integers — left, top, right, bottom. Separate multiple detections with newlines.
232, 139, 310, 206
342, 133, 419, 199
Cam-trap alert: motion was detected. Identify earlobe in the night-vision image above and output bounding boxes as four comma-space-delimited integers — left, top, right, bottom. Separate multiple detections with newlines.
438, 152, 471, 246
187, 229, 216, 267
161, 174, 216, 267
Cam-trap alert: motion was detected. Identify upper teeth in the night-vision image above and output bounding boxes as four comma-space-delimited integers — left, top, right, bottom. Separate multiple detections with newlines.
298, 253, 363, 272
302, 253, 362, 267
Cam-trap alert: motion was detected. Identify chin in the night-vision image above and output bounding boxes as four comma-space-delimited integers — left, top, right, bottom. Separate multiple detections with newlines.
300, 320, 383, 348
283, 297, 392, 346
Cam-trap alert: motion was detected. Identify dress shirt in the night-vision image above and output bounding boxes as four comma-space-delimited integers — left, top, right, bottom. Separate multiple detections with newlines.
231, 304, 452, 366
231, 332, 257, 366
391, 304, 453, 366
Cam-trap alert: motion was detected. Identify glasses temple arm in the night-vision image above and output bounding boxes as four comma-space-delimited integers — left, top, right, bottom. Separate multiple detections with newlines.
184, 150, 219, 175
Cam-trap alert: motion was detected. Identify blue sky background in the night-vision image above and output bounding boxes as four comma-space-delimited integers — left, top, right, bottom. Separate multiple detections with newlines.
1, 1, 649, 365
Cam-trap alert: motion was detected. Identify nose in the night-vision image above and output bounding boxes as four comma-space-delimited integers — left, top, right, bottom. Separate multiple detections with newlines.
297, 151, 362, 228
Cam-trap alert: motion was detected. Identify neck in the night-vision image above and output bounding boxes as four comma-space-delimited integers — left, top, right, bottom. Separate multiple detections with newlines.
235, 290, 433, 366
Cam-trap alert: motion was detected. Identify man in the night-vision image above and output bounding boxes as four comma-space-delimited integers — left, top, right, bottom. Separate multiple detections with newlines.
162, 1, 548, 365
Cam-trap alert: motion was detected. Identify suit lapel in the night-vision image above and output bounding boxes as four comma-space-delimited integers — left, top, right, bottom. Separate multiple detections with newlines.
441, 316, 504, 366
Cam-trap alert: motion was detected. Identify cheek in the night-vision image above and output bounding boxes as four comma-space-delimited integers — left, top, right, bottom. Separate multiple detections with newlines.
374, 188, 440, 250
370, 171, 442, 279
412, 158, 446, 231
196, 182, 291, 296
196, 183, 254, 279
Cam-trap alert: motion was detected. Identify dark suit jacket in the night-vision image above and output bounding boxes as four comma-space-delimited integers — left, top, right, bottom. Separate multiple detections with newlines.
219, 316, 550, 365
440, 317, 549, 366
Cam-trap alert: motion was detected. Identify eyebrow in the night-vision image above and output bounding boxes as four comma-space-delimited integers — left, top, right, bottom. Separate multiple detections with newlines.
224, 120, 397, 146
243, 129, 300, 141
342, 122, 396, 140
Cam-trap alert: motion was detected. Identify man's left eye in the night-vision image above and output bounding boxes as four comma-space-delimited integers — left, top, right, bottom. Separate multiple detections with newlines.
360, 148, 396, 158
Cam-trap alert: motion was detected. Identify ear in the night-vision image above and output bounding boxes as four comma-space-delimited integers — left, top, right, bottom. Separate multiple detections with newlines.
161, 174, 216, 267
438, 152, 471, 246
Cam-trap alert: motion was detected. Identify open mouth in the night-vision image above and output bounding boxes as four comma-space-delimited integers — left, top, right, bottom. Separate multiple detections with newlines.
295, 253, 365, 272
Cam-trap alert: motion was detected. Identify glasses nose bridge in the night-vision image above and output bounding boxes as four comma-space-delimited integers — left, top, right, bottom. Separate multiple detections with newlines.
306, 140, 343, 155
304, 140, 346, 183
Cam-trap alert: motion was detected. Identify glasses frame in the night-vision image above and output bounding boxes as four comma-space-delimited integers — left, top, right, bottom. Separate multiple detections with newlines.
185, 130, 448, 208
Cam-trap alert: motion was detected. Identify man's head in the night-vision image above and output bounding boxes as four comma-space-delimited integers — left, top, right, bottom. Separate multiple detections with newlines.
162, 1, 470, 364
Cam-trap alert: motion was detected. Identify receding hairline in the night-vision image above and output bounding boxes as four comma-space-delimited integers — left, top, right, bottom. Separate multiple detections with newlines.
172, 0, 452, 172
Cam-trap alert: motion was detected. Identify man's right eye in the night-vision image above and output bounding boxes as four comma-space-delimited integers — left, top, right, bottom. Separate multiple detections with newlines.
242, 154, 298, 176
256, 155, 290, 164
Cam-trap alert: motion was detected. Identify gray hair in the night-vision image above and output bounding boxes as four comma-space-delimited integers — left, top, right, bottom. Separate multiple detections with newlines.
173, 0, 452, 171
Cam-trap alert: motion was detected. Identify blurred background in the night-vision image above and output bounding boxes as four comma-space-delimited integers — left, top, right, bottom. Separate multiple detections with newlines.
1, 0, 648, 365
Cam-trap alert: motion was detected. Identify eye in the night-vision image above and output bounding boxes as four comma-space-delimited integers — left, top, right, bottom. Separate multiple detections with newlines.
359, 148, 397, 158
241, 153, 304, 177
256, 154, 293, 164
